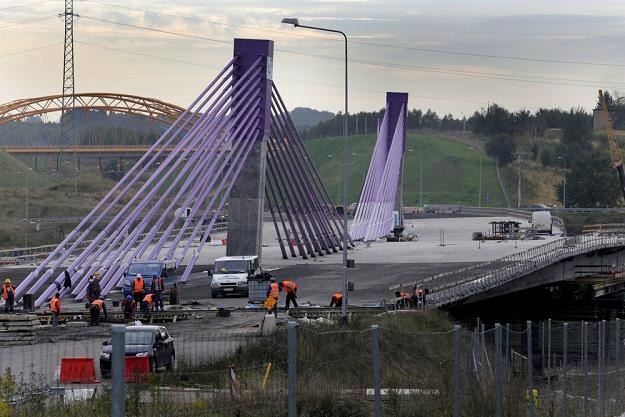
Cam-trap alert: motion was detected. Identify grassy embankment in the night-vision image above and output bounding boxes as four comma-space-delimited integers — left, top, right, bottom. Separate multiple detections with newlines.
304, 132, 507, 207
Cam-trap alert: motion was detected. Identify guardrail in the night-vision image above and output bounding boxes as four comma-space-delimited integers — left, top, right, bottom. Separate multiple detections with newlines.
391, 233, 625, 308
0, 220, 228, 265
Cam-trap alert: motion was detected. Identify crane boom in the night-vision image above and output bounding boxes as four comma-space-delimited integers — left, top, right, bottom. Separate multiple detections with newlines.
598, 89, 625, 200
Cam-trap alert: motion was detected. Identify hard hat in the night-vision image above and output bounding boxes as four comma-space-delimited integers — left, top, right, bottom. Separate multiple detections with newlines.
126, 295, 133, 302
99, 296, 105, 300
136, 274, 142, 278
152, 273, 158, 278
270, 277, 276, 282
94, 271, 101, 278
4, 278, 10, 284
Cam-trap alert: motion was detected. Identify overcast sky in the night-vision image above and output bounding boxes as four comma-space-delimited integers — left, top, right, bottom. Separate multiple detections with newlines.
3, 0, 625, 117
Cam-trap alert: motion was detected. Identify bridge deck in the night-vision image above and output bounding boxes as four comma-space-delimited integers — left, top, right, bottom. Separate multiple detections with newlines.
391, 234, 625, 308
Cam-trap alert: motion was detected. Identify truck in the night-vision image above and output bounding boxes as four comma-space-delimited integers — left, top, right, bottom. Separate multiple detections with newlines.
122, 260, 177, 297
209, 255, 261, 298
530, 210, 553, 235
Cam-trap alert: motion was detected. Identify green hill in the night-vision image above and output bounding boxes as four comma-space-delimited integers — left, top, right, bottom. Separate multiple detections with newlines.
0, 151, 54, 189
304, 132, 507, 207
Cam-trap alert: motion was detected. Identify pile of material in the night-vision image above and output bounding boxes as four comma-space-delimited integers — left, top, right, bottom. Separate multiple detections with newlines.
0, 314, 38, 345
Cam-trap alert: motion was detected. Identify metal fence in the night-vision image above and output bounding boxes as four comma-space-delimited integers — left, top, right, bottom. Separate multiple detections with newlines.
424, 234, 625, 307
4, 318, 625, 417
0, 220, 228, 266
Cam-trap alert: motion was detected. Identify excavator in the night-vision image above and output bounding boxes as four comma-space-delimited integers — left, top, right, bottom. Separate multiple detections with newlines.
598, 89, 625, 200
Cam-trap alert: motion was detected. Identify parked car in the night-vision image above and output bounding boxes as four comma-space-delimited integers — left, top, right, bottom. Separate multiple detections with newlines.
100, 325, 175, 378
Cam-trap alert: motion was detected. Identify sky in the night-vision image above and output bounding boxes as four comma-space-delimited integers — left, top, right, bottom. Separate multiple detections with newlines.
2, 0, 625, 117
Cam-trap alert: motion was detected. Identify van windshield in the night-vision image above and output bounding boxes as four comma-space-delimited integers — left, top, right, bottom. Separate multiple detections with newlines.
214, 260, 248, 274
128, 263, 162, 278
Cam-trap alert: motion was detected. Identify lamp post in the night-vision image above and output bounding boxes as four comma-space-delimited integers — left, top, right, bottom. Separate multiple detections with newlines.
282, 17, 350, 320
479, 157, 482, 207
558, 156, 566, 208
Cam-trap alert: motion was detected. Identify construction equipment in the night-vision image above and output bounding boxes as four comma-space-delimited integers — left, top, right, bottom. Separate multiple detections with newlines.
598, 90, 625, 200
386, 226, 418, 242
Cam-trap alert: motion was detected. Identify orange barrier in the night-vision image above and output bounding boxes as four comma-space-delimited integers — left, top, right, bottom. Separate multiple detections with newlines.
59, 358, 98, 384
125, 356, 150, 382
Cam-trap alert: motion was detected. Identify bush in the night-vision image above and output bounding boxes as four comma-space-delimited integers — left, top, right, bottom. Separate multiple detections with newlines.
485, 133, 516, 165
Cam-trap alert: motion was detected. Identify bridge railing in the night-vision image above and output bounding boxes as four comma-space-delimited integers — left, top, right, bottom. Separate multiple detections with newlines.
0, 220, 228, 266
408, 234, 625, 307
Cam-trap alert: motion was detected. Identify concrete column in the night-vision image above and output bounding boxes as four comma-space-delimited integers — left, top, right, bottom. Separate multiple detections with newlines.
226, 39, 273, 260
386, 92, 408, 225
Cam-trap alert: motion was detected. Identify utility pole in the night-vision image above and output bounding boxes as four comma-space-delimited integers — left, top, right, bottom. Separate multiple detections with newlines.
517, 154, 522, 208
478, 157, 482, 207
59, 0, 77, 179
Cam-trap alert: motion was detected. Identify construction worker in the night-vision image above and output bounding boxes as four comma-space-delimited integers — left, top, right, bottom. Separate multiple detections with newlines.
152, 273, 165, 312
141, 293, 154, 315
280, 280, 298, 309
133, 273, 145, 303
89, 296, 107, 326
86, 273, 101, 303
49, 292, 61, 327
266, 277, 281, 318
122, 295, 136, 321
329, 292, 343, 308
2, 278, 15, 313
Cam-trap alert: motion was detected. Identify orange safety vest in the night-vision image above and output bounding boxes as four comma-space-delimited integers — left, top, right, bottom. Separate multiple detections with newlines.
269, 282, 279, 299
1, 284, 15, 300
49, 297, 61, 313
143, 294, 154, 305
332, 293, 343, 301
153, 276, 164, 292
133, 278, 144, 293
282, 280, 297, 293
91, 299, 105, 312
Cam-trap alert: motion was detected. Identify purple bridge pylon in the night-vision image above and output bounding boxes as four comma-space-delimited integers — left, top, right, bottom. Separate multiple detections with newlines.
350, 92, 408, 241
15, 38, 348, 308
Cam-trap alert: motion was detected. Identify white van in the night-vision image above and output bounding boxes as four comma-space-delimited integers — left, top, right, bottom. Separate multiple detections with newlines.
209, 256, 261, 298
530, 211, 553, 234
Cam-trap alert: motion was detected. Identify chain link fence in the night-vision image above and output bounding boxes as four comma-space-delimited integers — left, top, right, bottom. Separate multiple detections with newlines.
3, 317, 625, 416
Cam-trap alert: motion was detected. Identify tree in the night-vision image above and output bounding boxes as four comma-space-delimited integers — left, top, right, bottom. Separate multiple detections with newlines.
561, 107, 592, 149
421, 109, 440, 129
555, 151, 622, 207
485, 133, 516, 165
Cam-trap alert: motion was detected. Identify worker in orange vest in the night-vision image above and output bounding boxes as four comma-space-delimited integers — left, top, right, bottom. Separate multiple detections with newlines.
142, 293, 154, 316
89, 297, 107, 326
329, 292, 343, 308
266, 277, 281, 318
280, 280, 298, 309
2, 278, 15, 313
49, 292, 61, 327
133, 274, 145, 303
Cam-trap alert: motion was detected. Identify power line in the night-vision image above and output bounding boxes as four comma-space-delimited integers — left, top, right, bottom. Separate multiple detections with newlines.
0, 42, 60, 59
0, 1, 49, 12
79, 14, 625, 90
82, 0, 625, 68
75, 40, 222, 69
0, 15, 57, 29
73, 39, 524, 109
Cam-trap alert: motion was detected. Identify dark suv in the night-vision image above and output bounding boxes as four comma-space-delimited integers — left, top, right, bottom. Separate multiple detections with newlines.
100, 325, 175, 378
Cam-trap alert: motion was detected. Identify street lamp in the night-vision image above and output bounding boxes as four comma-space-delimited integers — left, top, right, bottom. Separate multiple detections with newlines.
557, 156, 566, 208
282, 17, 350, 320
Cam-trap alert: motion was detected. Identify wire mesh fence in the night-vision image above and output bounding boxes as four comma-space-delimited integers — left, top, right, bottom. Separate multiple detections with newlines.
3, 317, 625, 416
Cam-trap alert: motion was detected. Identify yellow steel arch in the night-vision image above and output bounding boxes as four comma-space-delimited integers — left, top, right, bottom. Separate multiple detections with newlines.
0, 92, 185, 126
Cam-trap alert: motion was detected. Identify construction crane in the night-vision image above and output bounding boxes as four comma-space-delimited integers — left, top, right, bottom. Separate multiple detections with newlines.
598, 89, 625, 200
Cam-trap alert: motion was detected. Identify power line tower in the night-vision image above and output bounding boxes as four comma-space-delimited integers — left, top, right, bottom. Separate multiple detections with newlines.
58, 0, 77, 177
